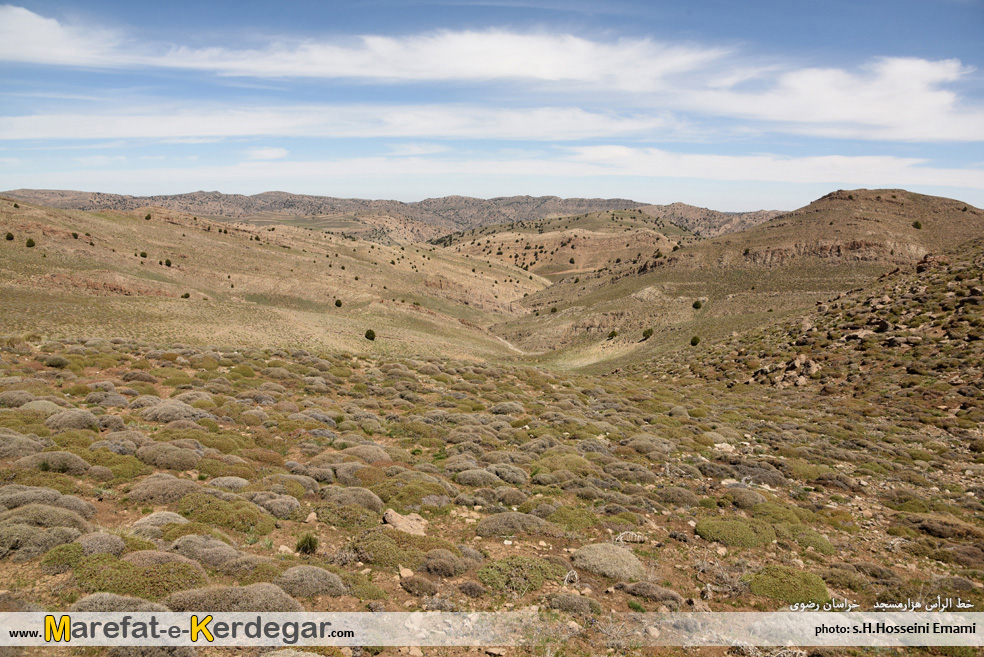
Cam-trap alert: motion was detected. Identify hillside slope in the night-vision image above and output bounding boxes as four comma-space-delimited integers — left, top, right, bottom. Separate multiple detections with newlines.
0, 197, 547, 358
491, 189, 984, 369
431, 209, 698, 281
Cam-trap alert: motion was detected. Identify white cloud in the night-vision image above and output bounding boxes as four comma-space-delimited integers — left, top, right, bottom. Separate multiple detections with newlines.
163, 31, 724, 92
387, 143, 452, 156
688, 57, 984, 141
566, 145, 984, 189
0, 5, 981, 145
9, 148, 982, 193
0, 105, 678, 141
0, 5, 125, 67
244, 147, 288, 160
0, 6, 723, 90
74, 154, 127, 166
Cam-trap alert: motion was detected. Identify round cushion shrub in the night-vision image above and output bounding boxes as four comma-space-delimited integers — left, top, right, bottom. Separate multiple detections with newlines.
749, 565, 830, 605
571, 543, 644, 581
164, 583, 303, 612
274, 566, 347, 598
695, 518, 777, 548
474, 512, 558, 537
477, 556, 565, 593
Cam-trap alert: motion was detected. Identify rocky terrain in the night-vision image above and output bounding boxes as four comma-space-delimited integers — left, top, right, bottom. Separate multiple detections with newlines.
0, 188, 983, 657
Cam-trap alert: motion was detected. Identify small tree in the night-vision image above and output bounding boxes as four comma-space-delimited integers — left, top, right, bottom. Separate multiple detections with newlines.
25, 238, 35, 248
912, 221, 923, 230
165, 259, 171, 267
364, 329, 376, 341
642, 328, 654, 340
4, 232, 12, 241
693, 300, 702, 309
690, 335, 701, 346
334, 299, 342, 307
181, 292, 190, 299
607, 330, 618, 340
145, 213, 151, 221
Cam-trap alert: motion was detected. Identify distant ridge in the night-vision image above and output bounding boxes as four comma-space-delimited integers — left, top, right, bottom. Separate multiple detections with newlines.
2, 188, 781, 239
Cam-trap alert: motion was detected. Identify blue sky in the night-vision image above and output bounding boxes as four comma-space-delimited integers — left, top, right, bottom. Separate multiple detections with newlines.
1, 1, 982, 210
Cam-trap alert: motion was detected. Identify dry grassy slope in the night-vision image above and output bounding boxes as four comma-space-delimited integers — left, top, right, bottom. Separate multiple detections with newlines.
492, 189, 984, 371
432, 209, 698, 281
0, 198, 550, 359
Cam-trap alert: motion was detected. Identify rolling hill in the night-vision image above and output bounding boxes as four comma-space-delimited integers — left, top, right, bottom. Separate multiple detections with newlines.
2, 189, 783, 244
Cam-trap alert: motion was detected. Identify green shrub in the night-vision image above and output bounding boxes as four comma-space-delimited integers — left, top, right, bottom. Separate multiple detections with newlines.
177, 493, 275, 535
41, 542, 84, 574
74, 553, 207, 600
335, 299, 342, 307
4, 233, 12, 241
749, 565, 829, 605
912, 221, 922, 230
547, 507, 598, 531
692, 300, 702, 309
690, 335, 701, 346
478, 556, 565, 593
695, 519, 776, 547
642, 328, 654, 340
315, 504, 379, 530
160, 522, 232, 544
751, 502, 801, 525
230, 364, 255, 378
370, 480, 446, 511
365, 329, 376, 341
351, 528, 457, 569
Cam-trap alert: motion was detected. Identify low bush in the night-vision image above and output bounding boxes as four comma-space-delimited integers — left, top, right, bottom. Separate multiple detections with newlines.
749, 565, 830, 605
177, 493, 276, 535
478, 556, 565, 593
74, 553, 207, 600
274, 566, 346, 598
164, 583, 303, 612
695, 518, 776, 548
571, 543, 644, 580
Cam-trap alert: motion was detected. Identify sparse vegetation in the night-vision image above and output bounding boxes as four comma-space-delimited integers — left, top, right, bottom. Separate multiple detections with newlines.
0, 188, 981, 652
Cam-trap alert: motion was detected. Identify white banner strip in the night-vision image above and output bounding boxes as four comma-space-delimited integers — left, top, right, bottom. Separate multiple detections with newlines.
0, 612, 980, 647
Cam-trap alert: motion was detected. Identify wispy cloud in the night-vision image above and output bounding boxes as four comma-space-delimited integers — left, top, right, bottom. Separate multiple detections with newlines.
0, 105, 679, 141
74, 154, 127, 166
388, 142, 452, 156
0, 7, 723, 90
1, 6, 981, 143
566, 145, 984, 189
244, 147, 289, 160
10, 148, 983, 192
